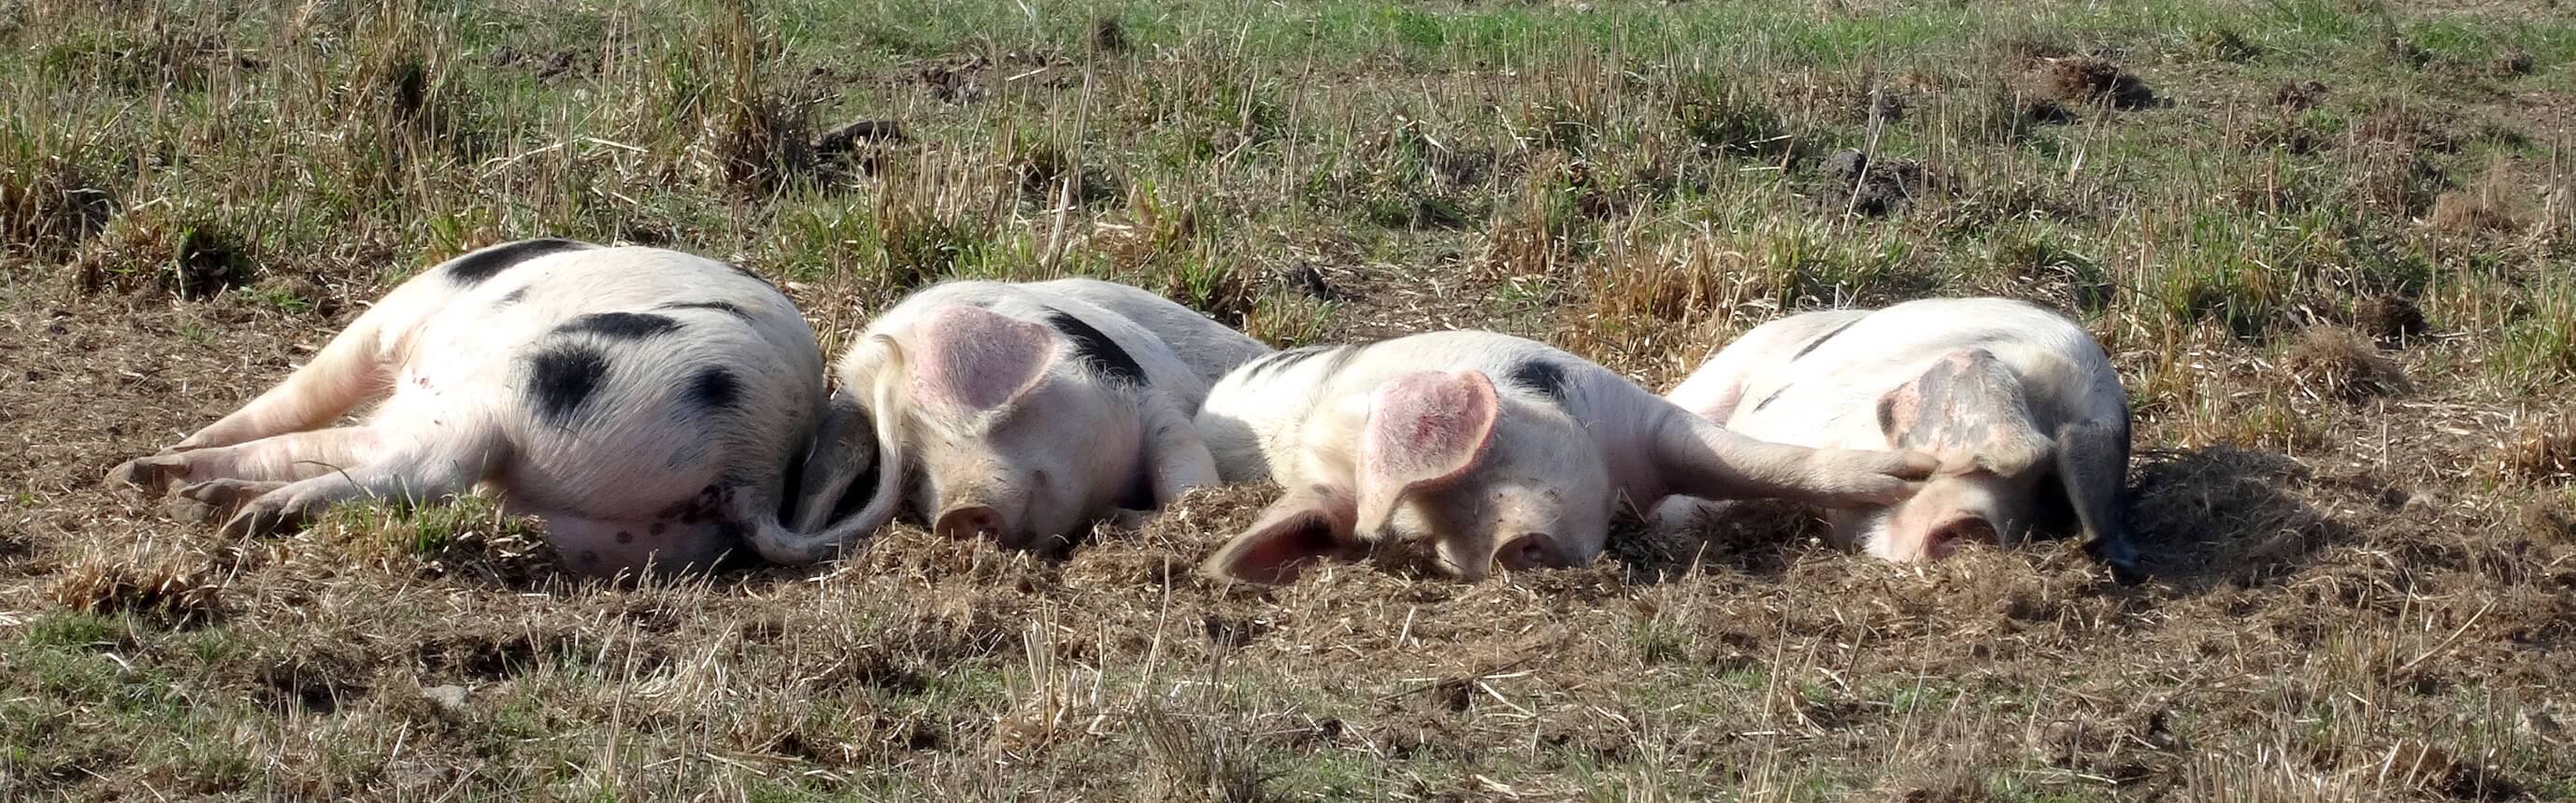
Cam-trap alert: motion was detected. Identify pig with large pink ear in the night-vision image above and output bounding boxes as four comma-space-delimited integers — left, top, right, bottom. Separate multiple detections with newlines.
1660, 297, 2141, 581
760, 279, 1271, 564
109, 239, 827, 576
1194, 331, 1937, 583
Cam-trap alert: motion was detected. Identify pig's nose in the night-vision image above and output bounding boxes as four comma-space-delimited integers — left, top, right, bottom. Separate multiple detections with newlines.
1496, 533, 1558, 571
935, 506, 1005, 543
1925, 516, 1996, 560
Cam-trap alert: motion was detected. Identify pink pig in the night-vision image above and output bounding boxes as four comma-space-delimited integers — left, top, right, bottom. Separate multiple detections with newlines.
1192, 330, 1935, 582
752, 279, 1272, 563
109, 239, 825, 576
1661, 297, 2140, 580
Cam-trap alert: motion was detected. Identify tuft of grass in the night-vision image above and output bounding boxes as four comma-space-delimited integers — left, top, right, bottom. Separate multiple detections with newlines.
2281, 325, 2411, 401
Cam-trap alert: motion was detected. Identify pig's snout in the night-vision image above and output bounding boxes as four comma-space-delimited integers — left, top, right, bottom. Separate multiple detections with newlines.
935, 505, 1006, 544
1496, 533, 1560, 572
1924, 515, 1997, 560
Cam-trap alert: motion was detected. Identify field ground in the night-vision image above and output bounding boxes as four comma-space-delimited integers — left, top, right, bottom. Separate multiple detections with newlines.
6, 0, 2576, 799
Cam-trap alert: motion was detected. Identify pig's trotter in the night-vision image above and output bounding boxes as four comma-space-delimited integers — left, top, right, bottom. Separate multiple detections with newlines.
108, 454, 192, 495
220, 493, 315, 538
179, 478, 290, 512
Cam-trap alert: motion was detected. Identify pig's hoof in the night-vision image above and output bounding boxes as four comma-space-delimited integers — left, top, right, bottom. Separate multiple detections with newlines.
179, 479, 287, 511
220, 496, 311, 539
107, 455, 190, 495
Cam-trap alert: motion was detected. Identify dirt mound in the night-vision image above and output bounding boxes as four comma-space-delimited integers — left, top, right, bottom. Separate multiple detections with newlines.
2025, 56, 2156, 110
2282, 325, 2411, 402
1816, 149, 1926, 218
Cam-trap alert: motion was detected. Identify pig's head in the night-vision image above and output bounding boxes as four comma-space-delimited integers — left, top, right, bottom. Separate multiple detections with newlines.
803, 304, 1147, 552
1859, 348, 2056, 562
1204, 369, 1610, 582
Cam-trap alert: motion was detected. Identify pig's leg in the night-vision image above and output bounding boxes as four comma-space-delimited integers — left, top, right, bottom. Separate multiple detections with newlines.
2054, 417, 2141, 581
1649, 409, 1933, 509
220, 432, 501, 538
112, 427, 383, 495
1138, 391, 1221, 505
174, 318, 400, 452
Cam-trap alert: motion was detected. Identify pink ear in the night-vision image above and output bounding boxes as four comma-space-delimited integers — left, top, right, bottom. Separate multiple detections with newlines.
1201, 487, 1361, 584
1356, 370, 1499, 534
902, 305, 1058, 413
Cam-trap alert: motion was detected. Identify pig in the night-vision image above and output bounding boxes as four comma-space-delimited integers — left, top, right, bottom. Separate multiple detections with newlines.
1659, 297, 2141, 580
108, 238, 826, 576
754, 279, 1272, 564
1192, 331, 1937, 583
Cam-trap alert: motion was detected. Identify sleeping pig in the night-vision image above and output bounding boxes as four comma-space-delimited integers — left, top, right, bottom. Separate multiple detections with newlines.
1193, 330, 1936, 582
109, 238, 825, 575
755, 279, 1272, 564
1660, 297, 2141, 579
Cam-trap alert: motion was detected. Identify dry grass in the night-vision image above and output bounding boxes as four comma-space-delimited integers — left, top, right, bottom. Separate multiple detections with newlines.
5, 0, 2576, 799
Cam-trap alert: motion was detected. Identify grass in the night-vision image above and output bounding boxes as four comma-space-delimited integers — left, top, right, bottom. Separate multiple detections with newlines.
2, 0, 2575, 799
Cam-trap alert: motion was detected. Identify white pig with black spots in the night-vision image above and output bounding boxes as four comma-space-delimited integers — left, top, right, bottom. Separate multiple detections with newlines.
760, 279, 1272, 564
110, 238, 825, 576
1660, 297, 2142, 580
1191, 331, 1937, 583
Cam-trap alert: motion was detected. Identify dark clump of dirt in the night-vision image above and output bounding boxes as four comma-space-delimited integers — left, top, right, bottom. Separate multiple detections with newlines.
255, 651, 368, 715
2272, 79, 2328, 110
812, 119, 905, 156
72, 206, 258, 299
2282, 325, 2410, 402
1090, 16, 1128, 54
2352, 105, 2456, 152
1, 159, 117, 259
2501, 414, 2576, 482
914, 56, 989, 104
1012, 142, 1121, 208
2351, 294, 2427, 345
2027, 55, 2156, 110
484, 46, 590, 81
1281, 262, 1340, 301
1816, 149, 1925, 218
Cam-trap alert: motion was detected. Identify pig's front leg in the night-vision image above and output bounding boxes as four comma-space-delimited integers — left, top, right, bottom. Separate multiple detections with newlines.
2054, 417, 2142, 581
1138, 392, 1221, 505
112, 426, 384, 495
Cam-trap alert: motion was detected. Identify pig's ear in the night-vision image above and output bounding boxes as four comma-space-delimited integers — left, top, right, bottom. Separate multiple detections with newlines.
1355, 370, 1499, 535
1876, 349, 2052, 476
902, 305, 1059, 414
1201, 487, 1363, 584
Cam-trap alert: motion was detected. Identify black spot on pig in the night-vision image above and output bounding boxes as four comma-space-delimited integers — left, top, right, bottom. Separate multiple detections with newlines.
1505, 359, 1569, 406
615, 531, 634, 544
557, 311, 681, 339
1038, 308, 1147, 386
495, 288, 527, 308
658, 300, 752, 320
526, 344, 611, 426
688, 367, 741, 411
722, 262, 772, 286
444, 238, 594, 286
1792, 319, 1862, 361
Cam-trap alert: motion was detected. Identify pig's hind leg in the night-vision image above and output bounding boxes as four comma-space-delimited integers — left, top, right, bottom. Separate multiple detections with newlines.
113, 426, 384, 495
2054, 417, 2141, 582
219, 428, 502, 538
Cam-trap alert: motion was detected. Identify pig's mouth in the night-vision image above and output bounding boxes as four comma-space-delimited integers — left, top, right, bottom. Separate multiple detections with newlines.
1924, 515, 1998, 560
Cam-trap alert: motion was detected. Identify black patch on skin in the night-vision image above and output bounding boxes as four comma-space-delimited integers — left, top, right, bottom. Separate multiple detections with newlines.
444, 238, 594, 285
615, 531, 634, 544
526, 343, 611, 426
1505, 359, 1569, 406
1038, 308, 1148, 386
722, 262, 772, 286
649, 523, 666, 536
657, 300, 752, 320
557, 311, 681, 339
1791, 318, 1863, 361
580, 550, 600, 565
688, 367, 742, 410
496, 288, 527, 307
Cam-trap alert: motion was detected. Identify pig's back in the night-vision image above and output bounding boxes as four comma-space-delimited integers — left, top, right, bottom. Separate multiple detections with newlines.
1025, 278, 1274, 388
